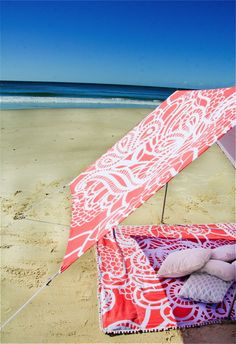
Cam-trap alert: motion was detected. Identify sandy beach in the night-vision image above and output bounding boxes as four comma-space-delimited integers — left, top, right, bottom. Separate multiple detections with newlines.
1, 107, 235, 343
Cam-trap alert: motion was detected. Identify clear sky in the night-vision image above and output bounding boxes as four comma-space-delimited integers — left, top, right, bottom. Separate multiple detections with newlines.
1, 0, 235, 88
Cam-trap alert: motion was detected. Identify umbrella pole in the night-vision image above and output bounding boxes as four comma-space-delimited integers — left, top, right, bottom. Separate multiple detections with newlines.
227, 287, 236, 320
160, 183, 168, 224
0, 271, 59, 331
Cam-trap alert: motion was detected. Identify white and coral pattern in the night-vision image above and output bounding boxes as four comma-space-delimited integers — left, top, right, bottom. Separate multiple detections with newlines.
61, 87, 236, 272
97, 224, 236, 334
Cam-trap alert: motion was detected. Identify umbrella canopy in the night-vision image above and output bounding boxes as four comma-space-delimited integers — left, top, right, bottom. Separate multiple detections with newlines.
218, 126, 236, 167
61, 87, 236, 272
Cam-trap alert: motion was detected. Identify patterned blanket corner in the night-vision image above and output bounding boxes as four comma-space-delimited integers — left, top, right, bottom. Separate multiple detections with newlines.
96, 224, 236, 334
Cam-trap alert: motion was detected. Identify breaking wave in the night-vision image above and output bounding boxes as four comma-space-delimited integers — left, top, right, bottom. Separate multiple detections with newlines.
1, 96, 162, 109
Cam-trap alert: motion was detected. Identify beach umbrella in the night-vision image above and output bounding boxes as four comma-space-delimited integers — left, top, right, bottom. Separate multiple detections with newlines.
61, 87, 236, 272
1, 87, 236, 331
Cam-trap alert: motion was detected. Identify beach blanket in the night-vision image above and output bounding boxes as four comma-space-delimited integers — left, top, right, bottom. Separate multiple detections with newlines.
96, 224, 236, 334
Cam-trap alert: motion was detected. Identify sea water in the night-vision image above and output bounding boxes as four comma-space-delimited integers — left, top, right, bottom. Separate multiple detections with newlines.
0, 81, 180, 110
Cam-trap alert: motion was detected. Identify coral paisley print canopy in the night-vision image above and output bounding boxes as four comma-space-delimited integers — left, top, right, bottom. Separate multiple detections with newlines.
61, 87, 236, 272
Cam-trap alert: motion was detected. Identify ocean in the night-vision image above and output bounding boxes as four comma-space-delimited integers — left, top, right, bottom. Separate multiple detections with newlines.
0, 81, 180, 110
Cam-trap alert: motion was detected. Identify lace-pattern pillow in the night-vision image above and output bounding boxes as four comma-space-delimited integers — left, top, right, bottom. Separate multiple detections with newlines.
178, 272, 233, 303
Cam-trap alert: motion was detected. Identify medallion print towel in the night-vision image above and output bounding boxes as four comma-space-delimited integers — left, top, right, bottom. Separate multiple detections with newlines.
96, 224, 236, 334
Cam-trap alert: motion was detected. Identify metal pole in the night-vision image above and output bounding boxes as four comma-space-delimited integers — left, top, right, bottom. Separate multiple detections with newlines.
227, 288, 236, 320
160, 183, 168, 224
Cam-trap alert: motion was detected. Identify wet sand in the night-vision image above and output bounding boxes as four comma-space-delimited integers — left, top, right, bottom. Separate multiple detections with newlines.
1, 108, 235, 343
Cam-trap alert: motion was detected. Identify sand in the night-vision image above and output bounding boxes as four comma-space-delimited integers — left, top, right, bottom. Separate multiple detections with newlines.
1, 108, 235, 343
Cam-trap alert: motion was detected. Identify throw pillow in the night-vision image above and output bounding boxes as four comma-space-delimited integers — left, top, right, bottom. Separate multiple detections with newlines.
178, 272, 232, 303
200, 259, 234, 281
232, 260, 236, 281
211, 244, 236, 262
157, 247, 211, 278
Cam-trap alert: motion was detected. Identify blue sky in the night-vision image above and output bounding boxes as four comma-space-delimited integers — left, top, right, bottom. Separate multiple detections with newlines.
1, 1, 235, 88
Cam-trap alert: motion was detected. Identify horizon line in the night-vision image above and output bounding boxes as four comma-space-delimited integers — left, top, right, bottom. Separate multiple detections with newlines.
0, 79, 195, 90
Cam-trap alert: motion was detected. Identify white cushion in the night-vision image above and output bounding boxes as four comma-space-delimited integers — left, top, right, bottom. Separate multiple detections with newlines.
200, 259, 234, 281
232, 260, 236, 281
178, 272, 232, 303
211, 244, 236, 262
157, 248, 211, 278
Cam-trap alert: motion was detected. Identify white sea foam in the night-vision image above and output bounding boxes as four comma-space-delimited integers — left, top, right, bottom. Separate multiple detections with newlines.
0, 96, 162, 106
